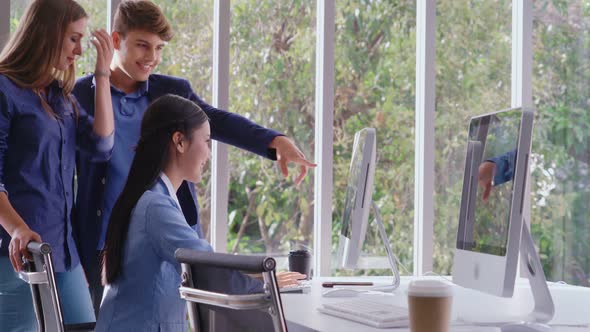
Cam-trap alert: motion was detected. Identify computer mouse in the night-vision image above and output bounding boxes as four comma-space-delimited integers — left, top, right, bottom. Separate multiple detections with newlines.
321, 288, 360, 298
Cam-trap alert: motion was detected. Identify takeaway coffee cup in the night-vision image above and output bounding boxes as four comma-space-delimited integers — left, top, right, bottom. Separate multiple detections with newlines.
288, 249, 311, 280
407, 279, 453, 332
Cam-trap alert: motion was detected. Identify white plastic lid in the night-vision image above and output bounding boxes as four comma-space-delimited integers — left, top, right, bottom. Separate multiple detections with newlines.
406, 279, 453, 298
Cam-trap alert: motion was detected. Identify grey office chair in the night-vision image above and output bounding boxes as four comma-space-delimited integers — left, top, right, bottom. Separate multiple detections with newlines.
175, 249, 287, 332
18, 241, 95, 332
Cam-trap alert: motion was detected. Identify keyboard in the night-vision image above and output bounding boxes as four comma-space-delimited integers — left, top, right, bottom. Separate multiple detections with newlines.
318, 297, 409, 328
280, 280, 312, 294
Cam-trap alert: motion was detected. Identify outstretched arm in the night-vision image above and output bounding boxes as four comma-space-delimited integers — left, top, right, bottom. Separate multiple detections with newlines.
478, 149, 517, 202
186, 83, 316, 184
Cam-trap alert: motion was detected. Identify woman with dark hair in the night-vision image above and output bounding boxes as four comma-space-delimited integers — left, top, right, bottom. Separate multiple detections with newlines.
0, 0, 114, 330
97, 94, 303, 331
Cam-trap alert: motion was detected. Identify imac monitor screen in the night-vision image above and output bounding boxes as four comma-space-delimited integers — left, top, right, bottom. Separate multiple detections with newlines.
453, 107, 534, 297
338, 128, 377, 269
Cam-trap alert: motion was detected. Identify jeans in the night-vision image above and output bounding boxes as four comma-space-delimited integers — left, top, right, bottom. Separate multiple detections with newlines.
0, 257, 95, 332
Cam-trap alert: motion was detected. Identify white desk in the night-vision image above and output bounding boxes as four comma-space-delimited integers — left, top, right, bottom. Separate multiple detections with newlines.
282, 276, 590, 332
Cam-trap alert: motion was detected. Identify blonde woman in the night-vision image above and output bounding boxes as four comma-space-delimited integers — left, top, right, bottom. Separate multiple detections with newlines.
0, 0, 114, 330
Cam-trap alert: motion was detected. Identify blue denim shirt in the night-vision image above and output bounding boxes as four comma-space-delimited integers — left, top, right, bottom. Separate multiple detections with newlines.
0, 75, 113, 272
96, 177, 262, 332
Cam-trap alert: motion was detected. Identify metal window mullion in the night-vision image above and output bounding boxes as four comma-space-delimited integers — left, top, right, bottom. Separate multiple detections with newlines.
512, 0, 533, 109
512, 0, 533, 278
1, 1, 10, 48
414, 0, 436, 276
107, 0, 122, 33
314, 0, 334, 277
211, 0, 231, 253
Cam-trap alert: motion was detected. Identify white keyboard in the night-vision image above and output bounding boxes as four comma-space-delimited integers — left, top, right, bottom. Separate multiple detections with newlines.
318, 297, 409, 328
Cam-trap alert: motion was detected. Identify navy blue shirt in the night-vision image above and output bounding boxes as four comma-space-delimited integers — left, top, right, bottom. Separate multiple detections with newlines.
0, 75, 113, 272
72, 74, 282, 273
488, 149, 517, 187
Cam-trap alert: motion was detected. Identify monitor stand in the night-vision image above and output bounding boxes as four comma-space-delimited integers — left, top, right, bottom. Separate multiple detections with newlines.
367, 201, 401, 292
501, 220, 554, 332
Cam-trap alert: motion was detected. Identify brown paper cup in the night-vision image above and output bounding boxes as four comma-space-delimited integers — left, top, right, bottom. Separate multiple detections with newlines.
407, 280, 453, 332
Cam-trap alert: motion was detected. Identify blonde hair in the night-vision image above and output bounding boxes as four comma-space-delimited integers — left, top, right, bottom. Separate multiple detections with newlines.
0, 0, 87, 118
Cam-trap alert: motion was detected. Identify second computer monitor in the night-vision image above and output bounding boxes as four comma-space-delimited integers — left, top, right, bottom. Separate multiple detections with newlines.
453, 107, 534, 297
338, 128, 377, 269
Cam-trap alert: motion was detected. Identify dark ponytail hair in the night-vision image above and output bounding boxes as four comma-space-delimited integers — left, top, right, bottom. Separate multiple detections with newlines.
102, 94, 209, 284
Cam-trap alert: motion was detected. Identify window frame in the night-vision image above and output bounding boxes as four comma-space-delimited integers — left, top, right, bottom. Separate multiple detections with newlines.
0, 0, 538, 277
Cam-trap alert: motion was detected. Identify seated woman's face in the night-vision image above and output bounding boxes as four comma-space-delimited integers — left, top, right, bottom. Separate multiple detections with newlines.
179, 122, 211, 183
57, 17, 87, 71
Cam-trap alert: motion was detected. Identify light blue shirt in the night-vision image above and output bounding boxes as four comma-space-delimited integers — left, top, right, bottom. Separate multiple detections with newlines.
99, 80, 150, 249
96, 176, 212, 332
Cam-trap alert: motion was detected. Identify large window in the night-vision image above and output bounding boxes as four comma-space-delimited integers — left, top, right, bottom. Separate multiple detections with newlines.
75, 0, 108, 76
158, 0, 214, 239
4, 0, 588, 284
9, 0, 28, 32
531, 1, 590, 287
434, 0, 512, 274
332, 0, 415, 275
227, 1, 316, 256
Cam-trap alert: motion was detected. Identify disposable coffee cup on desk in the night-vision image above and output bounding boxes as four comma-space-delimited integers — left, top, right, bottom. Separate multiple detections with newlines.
288, 249, 311, 280
407, 279, 453, 332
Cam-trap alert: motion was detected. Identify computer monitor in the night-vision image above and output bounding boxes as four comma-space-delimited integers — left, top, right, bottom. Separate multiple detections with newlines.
337, 128, 377, 269
453, 107, 533, 297
453, 108, 555, 328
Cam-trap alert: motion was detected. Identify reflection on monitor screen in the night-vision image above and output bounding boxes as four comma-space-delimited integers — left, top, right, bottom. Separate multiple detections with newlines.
453, 107, 534, 298
338, 128, 376, 269
458, 112, 522, 256
453, 108, 556, 328
341, 131, 367, 240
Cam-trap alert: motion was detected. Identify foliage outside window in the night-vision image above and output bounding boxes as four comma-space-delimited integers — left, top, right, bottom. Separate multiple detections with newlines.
9, 0, 28, 32
157, 0, 214, 240
6, 0, 588, 285
434, 0, 512, 274
75, 0, 107, 77
531, 1, 590, 287
332, 0, 415, 276
227, 1, 316, 257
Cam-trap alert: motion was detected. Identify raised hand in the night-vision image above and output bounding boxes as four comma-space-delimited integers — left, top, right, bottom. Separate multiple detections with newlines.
90, 29, 114, 77
478, 161, 496, 202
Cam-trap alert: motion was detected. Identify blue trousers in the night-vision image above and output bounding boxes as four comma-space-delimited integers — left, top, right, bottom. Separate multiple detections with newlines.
0, 257, 95, 332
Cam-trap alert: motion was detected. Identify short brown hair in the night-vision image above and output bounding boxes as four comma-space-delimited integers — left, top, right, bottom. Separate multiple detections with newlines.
113, 1, 173, 41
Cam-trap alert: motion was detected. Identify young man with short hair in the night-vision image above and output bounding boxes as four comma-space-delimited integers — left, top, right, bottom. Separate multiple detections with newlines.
72, 0, 315, 314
